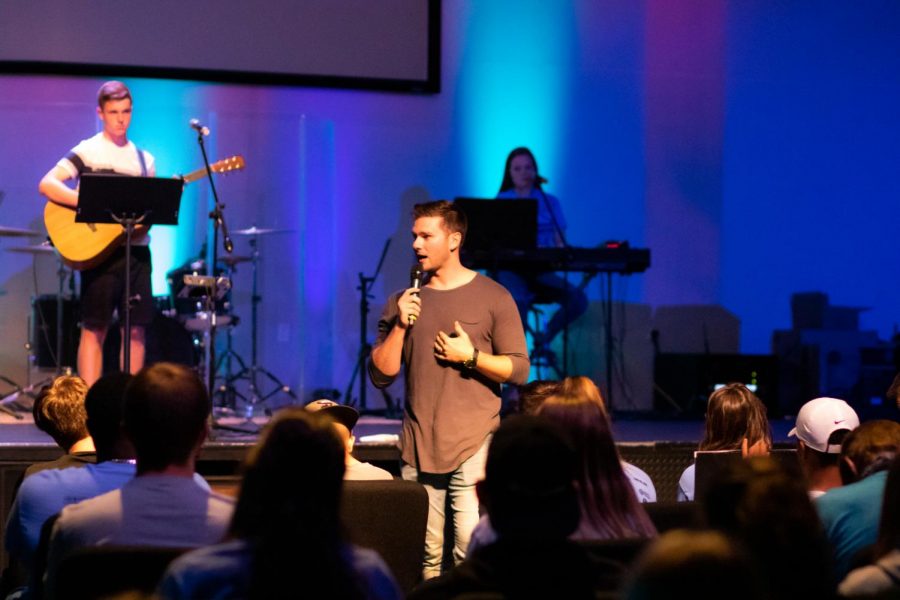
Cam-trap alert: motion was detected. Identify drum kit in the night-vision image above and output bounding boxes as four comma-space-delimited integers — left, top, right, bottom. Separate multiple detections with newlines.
0, 226, 62, 418
0, 222, 297, 422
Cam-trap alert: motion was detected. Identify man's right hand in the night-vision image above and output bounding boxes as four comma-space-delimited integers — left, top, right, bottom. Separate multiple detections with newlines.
397, 287, 422, 328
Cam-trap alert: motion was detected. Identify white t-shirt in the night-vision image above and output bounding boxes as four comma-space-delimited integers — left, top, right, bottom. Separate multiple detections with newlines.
57, 132, 157, 246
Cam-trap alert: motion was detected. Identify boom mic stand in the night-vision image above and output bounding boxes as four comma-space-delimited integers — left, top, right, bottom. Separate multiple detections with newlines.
193, 123, 234, 397
536, 186, 573, 376
344, 237, 394, 414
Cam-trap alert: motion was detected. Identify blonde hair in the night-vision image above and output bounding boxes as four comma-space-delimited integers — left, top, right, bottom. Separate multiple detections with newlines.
33, 375, 89, 450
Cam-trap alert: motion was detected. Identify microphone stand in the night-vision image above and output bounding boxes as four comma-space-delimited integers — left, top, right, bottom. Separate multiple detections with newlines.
536, 185, 573, 378
344, 238, 393, 414
194, 127, 233, 398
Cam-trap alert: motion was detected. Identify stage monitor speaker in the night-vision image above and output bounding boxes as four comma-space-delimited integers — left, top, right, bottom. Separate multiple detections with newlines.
653, 353, 779, 417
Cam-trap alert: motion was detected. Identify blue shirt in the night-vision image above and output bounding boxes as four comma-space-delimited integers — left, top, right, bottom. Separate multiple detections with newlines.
816, 470, 888, 579
496, 188, 566, 248
158, 539, 401, 600
4, 461, 136, 571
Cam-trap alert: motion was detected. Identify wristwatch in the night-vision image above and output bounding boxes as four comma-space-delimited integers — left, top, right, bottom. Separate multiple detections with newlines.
462, 348, 479, 370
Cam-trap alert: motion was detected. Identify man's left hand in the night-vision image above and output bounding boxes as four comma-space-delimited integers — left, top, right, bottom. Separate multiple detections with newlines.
434, 321, 474, 364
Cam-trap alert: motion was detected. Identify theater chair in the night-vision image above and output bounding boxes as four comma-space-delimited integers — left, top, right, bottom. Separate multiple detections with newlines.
340, 479, 428, 594
643, 501, 701, 533
579, 537, 650, 593
52, 546, 189, 600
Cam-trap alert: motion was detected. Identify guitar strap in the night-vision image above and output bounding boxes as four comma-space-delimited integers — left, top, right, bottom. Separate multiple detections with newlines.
136, 147, 148, 177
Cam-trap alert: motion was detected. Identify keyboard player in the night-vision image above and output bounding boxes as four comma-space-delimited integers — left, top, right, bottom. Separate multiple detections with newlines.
495, 147, 588, 349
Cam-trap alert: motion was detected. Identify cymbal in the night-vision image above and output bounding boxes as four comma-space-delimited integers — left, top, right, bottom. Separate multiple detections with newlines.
0, 225, 43, 238
232, 226, 295, 236
6, 243, 56, 255
218, 254, 251, 266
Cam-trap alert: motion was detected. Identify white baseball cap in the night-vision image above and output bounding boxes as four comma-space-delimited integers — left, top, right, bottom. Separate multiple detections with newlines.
789, 397, 860, 453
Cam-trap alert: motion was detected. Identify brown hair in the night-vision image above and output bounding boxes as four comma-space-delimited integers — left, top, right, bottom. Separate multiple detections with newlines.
624, 530, 762, 600
517, 379, 561, 415
498, 147, 543, 194
699, 383, 772, 452
124, 362, 210, 473
413, 200, 468, 244
874, 455, 900, 558
537, 376, 656, 540
702, 456, 834, 599
33, 375, 89, 450
97, 80, 131, 108
839, 419, 900, 483
230, 408, 364, 599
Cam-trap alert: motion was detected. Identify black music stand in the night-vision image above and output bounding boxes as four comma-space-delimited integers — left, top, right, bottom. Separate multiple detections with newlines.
77, 174, 183, 373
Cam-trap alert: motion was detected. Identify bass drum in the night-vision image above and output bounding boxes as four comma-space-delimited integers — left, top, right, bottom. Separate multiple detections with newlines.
102, 309, 197, 372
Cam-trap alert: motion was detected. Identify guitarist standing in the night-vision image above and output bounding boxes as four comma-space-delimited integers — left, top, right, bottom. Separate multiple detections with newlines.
38, 81, 155, 386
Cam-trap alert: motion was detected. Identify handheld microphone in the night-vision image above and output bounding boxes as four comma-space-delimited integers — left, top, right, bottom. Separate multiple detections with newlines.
189, 119, 210, 136
409, 265, 424, 325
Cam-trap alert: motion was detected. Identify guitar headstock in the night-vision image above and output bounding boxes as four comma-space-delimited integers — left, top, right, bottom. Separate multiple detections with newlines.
210, 155, 246, 174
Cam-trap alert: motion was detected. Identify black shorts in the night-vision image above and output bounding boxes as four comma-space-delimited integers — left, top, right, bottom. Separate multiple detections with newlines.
80, 246, 153, 329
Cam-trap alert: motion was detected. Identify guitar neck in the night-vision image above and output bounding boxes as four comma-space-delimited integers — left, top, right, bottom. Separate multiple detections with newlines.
181, 155, 245, 184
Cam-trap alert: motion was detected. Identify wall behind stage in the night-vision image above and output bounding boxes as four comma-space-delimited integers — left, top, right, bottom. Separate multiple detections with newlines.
0, 1, 897, 408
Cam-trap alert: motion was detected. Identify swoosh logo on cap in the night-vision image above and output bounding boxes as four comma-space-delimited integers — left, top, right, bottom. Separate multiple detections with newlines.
833, 419, 845, 425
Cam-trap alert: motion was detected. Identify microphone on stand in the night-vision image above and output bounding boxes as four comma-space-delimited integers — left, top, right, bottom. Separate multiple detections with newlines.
189, 119, 210, 136
409, 265, 424, 325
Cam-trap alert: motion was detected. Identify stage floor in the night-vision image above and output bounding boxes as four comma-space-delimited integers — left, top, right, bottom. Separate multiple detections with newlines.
1, 409, 798, 447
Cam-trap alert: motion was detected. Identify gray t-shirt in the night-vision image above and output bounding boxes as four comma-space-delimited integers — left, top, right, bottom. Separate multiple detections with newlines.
46, 474, 234, 596
370, 274, 529, 474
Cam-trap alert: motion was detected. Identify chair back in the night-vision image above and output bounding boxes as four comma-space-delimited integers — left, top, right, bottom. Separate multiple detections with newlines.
579, 537, 650, 592
341, 479, 428, 594
644, 501, 701, 533
53, 546, 188, 600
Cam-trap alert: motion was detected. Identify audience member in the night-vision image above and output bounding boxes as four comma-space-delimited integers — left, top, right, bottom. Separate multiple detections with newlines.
28, 375, 95, 476
790, 396, 859, 498
305, 399, 393, 480
467, 377, 656, 553
409, 415, 596, 599
887, 372, 900, 411
520, 378, 656, 502
678, 383, 772, 501
158, 407, 400, 599
536, 377, 657, 541
839, 454, 900, 597
817, 420, 900, 579
622, 529, 763, 600
5, 373, 135, 578
44, 363, 234, 596
703, 456, 836, 600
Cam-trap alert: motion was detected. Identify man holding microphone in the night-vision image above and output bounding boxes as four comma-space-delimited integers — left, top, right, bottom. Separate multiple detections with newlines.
369, 200, 529, 579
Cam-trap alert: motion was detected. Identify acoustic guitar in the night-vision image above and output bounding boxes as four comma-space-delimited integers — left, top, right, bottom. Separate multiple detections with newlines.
44, 155, 245, 270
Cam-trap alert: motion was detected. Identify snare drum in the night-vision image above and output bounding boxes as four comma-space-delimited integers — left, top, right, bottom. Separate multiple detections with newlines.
166, 262, 233, 329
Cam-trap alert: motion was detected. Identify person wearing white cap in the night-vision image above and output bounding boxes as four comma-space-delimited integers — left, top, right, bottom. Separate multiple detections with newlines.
789, 397, 860, 498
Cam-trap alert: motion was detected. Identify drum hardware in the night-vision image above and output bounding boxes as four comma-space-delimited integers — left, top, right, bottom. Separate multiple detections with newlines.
217, 254, 251, 267
177, 273, 231, 403
0, 225, 43, 238
214, 229, 298, 422
1, 239, 73, 417
232, 226, 294, 236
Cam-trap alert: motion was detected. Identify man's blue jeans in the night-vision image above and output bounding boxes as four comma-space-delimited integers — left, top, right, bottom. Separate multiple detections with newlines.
401, 436, 491, 579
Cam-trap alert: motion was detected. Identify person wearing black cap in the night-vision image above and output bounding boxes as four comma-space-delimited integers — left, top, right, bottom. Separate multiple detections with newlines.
306, 400, 393, 481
